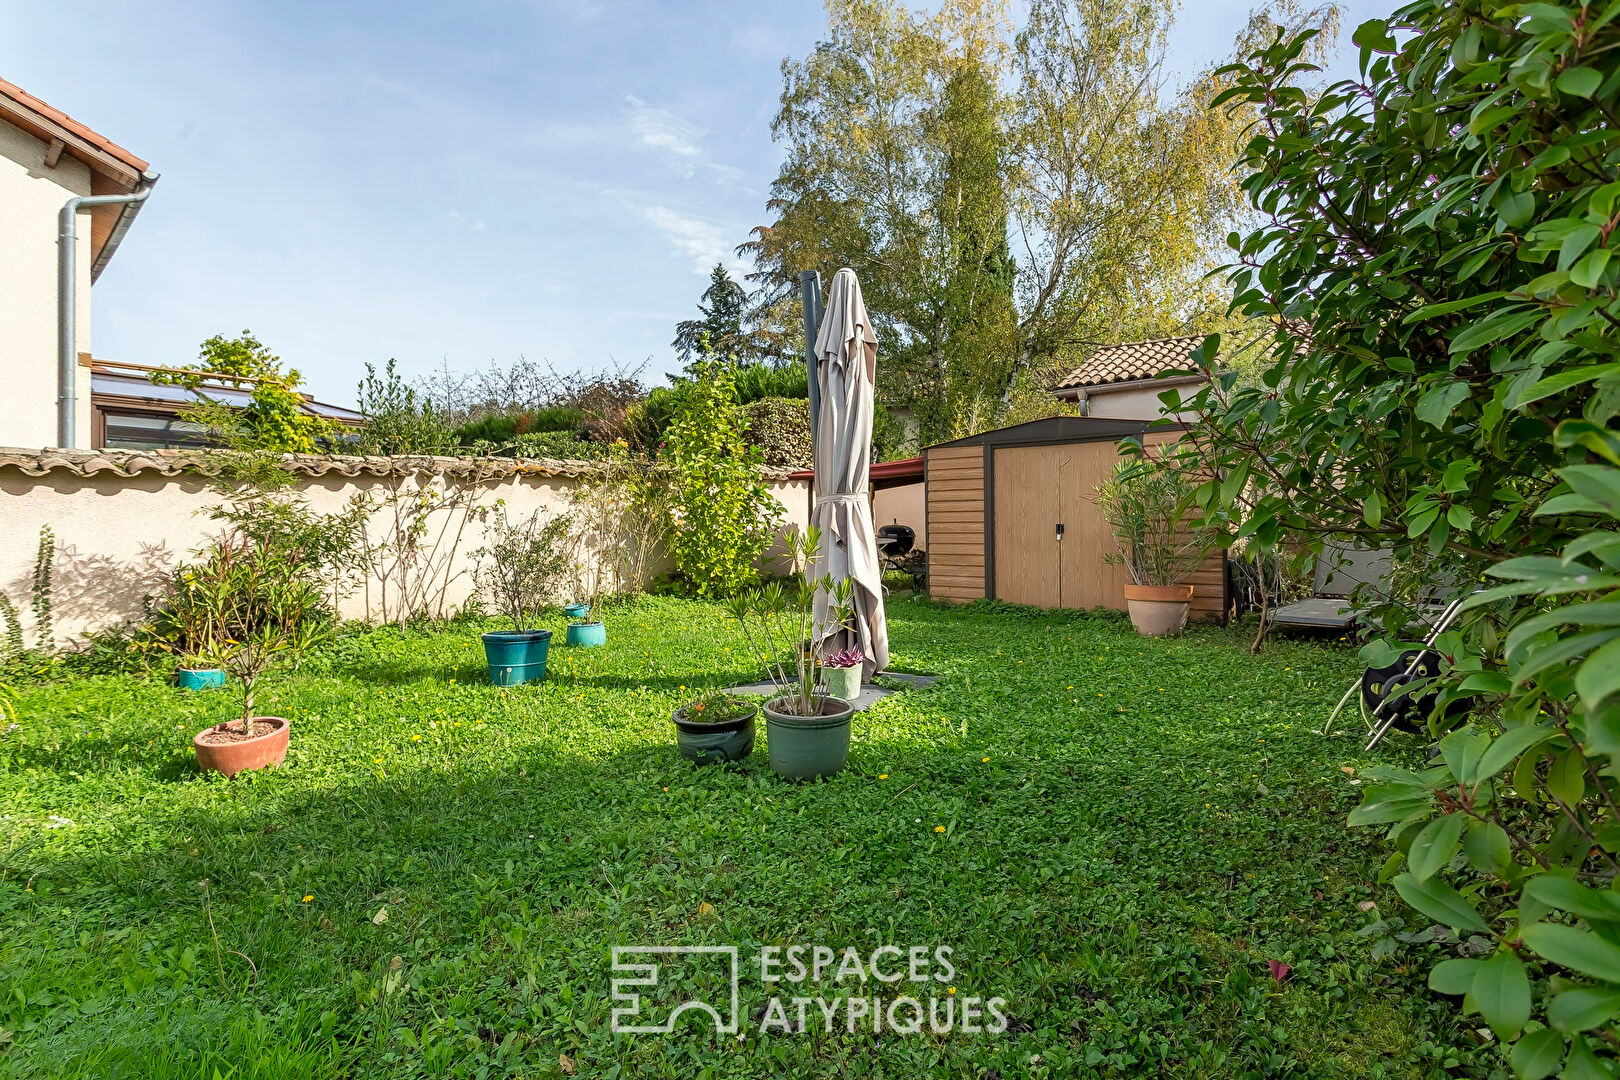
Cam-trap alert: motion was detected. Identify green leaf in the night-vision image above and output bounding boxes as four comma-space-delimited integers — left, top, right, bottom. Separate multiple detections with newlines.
1364, 490, 1383, 528
1546, 747, 1586, 807
1463, 821, 1512, 873
1408, 813, 1465, 882
1352, 18, 1396, 52
1511, 364, 1620, 409
1524, 876, 1620, 922
1508, 1026, 1564, 1080
1416, 381, 1471, 427
1557, 67, 1602, 97
1547, 987, 1620, 1032
1570, 248, 1611, 290
1451, 309, 1540, 355
1476, 724, 1554, 778
1575, 635, 1620, 706
1563, 1033, 1610, 1080
1429, 957, 1482, 995
1393, 872, 1491, 933
1402, 291, 1510, 323
1521, 922, 1620, 983
1472, 949, 1531, 1041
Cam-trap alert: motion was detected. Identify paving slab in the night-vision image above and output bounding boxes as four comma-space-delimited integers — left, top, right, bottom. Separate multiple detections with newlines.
724, 671, 937, 712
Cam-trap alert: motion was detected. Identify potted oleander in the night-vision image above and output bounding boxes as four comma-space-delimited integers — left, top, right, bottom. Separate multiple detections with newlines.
150, 564, 229, 691
670, 691, 758, 764
821, 647, 863, 702
474, 507, 571, 684
1096, 453, 1219, 637
724, 526, 858, 780
189, 536, 323, 776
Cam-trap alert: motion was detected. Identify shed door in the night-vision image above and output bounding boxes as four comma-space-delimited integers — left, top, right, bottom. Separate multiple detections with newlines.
993, 445, 1063, 606
993, 442, 1132, 610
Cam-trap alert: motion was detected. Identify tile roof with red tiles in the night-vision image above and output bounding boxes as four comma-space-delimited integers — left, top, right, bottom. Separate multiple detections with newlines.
1054, 334, 1210, 391
0, 76, 148, 177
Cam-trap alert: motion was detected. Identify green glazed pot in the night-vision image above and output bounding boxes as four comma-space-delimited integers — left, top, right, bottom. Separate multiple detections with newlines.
566, 621, 606, 647
672, 703, 757, 765
481, 630, 552, 685
821, 665, 862, 701
176, 668, 226, 691
763, 696, 854, 781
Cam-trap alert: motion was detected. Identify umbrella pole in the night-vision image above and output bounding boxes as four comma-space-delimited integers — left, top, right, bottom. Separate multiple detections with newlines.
800, 270, 823, 501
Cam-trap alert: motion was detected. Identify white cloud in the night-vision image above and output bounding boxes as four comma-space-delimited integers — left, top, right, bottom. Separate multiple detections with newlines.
626, 95, 702, 158
640, 205, 747, 276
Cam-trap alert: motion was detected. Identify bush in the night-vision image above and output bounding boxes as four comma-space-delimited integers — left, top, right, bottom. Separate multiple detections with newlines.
1185, 4, 1620, 1070
742, 397, 811, 468
356, 360, 459, 456
503, 431, 606, 461
664, 355, 783, 596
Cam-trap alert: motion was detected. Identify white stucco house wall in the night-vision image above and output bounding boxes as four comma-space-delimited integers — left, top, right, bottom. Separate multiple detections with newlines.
0, 76, 154, 450
1052, 335, 1210, 421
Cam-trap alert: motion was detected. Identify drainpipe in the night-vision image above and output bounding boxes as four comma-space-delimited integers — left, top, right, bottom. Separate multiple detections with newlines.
58, 171, 159, 448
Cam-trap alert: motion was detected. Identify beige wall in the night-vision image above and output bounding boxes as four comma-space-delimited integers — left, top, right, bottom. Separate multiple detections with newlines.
872, 481, 925, 549
0, 460, 812, 643
0, 121, 93, 449
1076, 378, 1200, 422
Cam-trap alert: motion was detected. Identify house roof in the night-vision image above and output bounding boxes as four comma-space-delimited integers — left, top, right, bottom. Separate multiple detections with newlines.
1053, 335, 1209, 392
0, 76, 154, 279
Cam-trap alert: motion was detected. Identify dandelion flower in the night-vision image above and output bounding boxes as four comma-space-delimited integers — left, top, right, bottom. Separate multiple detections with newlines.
981, 757, 990, 763
302, 895, 313, 903
947, 986, 956, 995
934, 825, 945, 833
411, 734, 422, 742
878, 774, 888, 780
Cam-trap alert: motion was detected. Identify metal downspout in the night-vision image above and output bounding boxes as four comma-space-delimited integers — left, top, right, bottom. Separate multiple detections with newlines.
58, 171, 159, 448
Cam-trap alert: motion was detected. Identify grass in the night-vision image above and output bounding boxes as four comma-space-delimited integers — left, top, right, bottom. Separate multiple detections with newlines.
0, 595, 1488, 1078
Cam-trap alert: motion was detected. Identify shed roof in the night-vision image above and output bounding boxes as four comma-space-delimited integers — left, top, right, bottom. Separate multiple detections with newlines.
925, 415, 1180, 451
1053, 335, 1208, 392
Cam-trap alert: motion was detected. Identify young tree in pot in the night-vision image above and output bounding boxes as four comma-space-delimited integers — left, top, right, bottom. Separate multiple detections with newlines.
474, 506, 570, 684
191, 536, 325, 776
1096, 450, 1219, 637
723, 526, 858, 780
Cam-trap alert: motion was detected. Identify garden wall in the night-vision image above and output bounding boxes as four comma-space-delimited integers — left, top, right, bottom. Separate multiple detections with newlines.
0, 447, 810, 643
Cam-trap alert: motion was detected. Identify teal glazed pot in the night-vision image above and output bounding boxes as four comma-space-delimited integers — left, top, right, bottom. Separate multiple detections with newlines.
564, 603, 590, 619
566, 621, 606, 647
763, 696, 855, 780
176, 668, 227, 691
672, 704, 757, 765
822, 665, 862, 702
481, 630, 553, 685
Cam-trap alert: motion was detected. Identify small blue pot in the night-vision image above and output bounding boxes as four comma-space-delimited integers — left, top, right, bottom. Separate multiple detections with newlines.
481, 630, 553, 685
176, 668, 226, 691
564, 603, 590, 619
566, 621, 606, 647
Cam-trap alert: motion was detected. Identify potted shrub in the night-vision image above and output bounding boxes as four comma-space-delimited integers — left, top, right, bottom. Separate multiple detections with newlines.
474, 507, 570, 684
190, 536, 324, 776
150, 564, 229, 691
670, 691, 757, 764
821, 647, 864, 702
1095, 452, 1218, 637
725, 526, 858, 780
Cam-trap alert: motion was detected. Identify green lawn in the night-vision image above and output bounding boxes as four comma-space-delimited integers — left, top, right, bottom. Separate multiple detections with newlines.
0, 596, 1487, 1078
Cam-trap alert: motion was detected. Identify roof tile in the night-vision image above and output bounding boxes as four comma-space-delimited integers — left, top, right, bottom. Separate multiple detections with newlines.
1054, 335, 1210, 391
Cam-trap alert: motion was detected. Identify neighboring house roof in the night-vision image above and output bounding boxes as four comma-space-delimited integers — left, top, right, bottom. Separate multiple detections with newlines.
90, 364, 365, 425
0, 76, 154, 279
1053, 335, 1209, 393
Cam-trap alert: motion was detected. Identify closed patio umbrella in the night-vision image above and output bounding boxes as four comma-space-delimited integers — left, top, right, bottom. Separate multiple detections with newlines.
811, 268, 888, 677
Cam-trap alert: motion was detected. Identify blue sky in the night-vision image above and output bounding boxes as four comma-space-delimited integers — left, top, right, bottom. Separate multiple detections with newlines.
3, 0, 1382, 407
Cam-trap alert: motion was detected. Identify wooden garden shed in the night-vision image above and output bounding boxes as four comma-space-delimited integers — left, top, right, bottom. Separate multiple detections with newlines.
923, 416, 1228, 622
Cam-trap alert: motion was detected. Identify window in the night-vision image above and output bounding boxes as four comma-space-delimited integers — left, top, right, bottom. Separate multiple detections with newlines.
100, 410, 214, 450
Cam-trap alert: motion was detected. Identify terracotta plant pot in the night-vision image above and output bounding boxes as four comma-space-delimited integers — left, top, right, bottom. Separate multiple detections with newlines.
193, 716, 289, 777
1123, 584, 1194, 637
